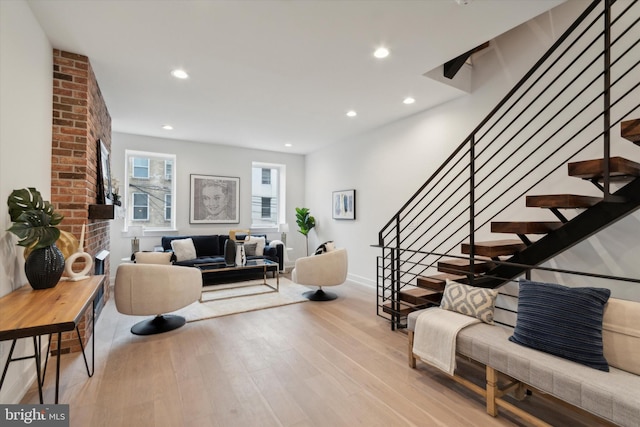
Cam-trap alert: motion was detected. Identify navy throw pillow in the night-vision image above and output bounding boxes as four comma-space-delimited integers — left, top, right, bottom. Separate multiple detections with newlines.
509, 279, 611, 371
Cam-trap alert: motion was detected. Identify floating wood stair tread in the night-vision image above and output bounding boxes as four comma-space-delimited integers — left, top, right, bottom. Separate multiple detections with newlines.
491, 221, 563, 234
568, 157, 640, 180
437, 258, 494, 275
416, 274, 467, 291
526, 194, 601, 209
382, 301, 417, 316
621, 118, 640, 144
461, 239, 526, 257
400, 288, 442, 305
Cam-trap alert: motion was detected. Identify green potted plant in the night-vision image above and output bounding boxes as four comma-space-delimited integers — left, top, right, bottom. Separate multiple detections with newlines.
7, 187, 66, 289
295, 207, 316, 256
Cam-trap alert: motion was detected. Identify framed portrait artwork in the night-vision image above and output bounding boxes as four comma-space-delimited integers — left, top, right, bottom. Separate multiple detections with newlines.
190, 174, 240, 224
96, 139, 113, 204
332, 189, 356, 220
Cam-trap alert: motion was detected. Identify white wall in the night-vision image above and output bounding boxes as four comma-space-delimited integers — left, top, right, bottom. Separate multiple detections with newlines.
109, 132, 306, 278
305, 0, 640, 301
0, 0, 53, 404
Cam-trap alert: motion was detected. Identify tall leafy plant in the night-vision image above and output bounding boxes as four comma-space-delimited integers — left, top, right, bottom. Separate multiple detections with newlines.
295, 207, 316, 256
7, 187, 64, 250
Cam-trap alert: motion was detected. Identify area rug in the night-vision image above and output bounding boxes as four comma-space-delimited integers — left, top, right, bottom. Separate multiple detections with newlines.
174, 277, 310, 322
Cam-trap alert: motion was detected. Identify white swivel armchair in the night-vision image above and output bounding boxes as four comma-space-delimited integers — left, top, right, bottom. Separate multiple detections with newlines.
114, 262, 201, 335
292, 248, 348, 301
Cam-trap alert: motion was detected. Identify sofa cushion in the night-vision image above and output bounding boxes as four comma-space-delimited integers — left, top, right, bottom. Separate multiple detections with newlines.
171, 238, 197, 262
244, 236, 265, 255
603, 298, 640, 375
509, 279, 611, 371
315, 241, 335, 255
174, 256, 224, 267
133, 251, 172, 265
190, 235, 220, 257
441, 279, 498, 325
456, 322, 640, 427
244, 242, 258, 256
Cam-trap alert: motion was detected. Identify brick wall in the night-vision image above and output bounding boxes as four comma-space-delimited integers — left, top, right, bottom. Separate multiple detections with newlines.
50, 49, 111, 355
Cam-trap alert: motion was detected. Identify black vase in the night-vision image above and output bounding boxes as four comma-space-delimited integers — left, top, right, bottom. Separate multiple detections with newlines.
24, 244, 65, 290
224, 239, 236, 266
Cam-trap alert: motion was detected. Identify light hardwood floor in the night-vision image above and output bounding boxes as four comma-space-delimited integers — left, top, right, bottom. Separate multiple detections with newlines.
22, 281, 604, 427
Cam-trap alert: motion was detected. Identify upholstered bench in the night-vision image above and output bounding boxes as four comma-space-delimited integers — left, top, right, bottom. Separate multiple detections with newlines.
407, 281, 640, 427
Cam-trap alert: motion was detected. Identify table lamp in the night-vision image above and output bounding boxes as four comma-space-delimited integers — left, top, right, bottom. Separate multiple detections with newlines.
278, 223, 289, 246
127, 225, 143, 255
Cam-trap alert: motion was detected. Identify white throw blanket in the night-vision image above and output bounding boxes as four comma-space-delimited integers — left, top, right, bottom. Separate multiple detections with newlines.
412, 307, 480, 375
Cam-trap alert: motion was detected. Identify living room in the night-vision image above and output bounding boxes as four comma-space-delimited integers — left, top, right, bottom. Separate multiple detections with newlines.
1, 0, 639, 425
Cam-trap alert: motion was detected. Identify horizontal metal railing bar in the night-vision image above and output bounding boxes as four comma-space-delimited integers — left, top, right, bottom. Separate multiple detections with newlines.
377, 1, 639, 328
474, 14, 606, 160
375, 252, 640, 285
381, 146, 471, 243
384, 8, 631, 256
463, 0, 602, 149
379, 0, 602, 243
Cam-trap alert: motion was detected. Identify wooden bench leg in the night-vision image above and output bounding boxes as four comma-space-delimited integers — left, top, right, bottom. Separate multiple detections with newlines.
486, 366, 498, 417
408, 330, 416, 368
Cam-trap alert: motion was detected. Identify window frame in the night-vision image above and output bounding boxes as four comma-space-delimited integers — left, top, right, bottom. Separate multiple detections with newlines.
132, 192, 149, 221
132, 158, 150, 179
124, 149, 177, 233
251, 161, 286, 230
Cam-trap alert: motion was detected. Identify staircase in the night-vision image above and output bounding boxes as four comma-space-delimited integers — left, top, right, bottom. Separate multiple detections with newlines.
377, 0, 640, 329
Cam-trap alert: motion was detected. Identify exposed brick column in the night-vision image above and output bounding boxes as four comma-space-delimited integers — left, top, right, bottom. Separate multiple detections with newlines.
50, 49, 111, 355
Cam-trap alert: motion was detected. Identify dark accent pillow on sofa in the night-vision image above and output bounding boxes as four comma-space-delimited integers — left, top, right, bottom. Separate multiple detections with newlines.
509, 279, 611, 371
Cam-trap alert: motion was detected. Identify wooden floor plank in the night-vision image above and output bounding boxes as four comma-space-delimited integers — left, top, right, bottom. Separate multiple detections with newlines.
19, 280, 602, 426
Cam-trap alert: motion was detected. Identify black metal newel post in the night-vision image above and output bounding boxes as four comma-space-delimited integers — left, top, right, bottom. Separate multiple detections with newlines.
469, 136, 476, 286
386, 217, 401, 330
603, 0, 612, 200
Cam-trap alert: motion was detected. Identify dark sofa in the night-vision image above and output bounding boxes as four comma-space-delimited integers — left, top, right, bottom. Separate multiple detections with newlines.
160, 234, 283, 284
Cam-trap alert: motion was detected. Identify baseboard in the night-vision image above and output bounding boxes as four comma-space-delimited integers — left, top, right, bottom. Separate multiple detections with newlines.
347, 273, 375, 288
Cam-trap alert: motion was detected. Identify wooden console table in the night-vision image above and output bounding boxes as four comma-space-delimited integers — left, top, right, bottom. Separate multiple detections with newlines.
0, 275, 105, 404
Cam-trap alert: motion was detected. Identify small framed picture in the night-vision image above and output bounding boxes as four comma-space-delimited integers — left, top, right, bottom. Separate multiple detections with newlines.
332, 189, 356, 220
97, 139, 113, 205
190, 174, 240, 224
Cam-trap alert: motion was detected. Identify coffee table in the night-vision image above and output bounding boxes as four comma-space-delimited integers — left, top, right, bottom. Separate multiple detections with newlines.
196, 259, 279, 302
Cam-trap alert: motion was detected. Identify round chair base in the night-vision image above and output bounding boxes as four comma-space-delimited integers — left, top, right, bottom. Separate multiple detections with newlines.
303, 289, 337, 301
130, 314, 186, 335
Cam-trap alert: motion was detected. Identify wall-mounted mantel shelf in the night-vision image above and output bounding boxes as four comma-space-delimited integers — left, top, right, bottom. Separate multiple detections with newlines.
88, 204, 114, 220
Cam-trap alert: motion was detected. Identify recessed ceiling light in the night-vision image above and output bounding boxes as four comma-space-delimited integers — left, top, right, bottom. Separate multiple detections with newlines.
284, 143, 292, 147
346, 110, 357, 117
374, 47, 390, 59
170, 69, 189, 79
162, 124, 173, 130
403, 97, 416, 105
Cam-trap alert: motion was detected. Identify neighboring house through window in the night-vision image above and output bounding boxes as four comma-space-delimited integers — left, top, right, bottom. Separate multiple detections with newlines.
251, 162, 285, 228
125, 150, 176, 232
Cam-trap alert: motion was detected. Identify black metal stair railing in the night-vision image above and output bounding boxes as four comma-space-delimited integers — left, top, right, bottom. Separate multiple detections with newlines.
376, 0, 640, 329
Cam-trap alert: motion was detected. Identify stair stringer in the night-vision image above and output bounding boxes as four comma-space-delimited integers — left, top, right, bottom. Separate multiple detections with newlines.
475, 177, 640, 289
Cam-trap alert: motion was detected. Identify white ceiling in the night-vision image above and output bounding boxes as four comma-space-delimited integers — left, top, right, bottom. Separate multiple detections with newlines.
27, 0, 564, 154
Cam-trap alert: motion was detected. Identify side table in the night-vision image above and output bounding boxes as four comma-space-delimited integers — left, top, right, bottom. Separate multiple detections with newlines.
0, 275, 105, 404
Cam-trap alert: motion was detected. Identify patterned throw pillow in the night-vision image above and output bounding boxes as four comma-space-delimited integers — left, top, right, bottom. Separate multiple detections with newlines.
314, 241, 335, 255
243, 242, 258, 256
509, 279, 610, 371
441, 279, 498, 324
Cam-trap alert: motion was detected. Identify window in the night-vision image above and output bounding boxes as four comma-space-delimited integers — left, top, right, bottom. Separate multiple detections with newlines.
125, 150, 176, 232
261, 197, 271, 218
251, 162, 285, 228
133, 158, 149, 179
132, 193, 149, 220
165, 161, 172, 180
261, 168, 271, 184
165, 194, 172, 220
